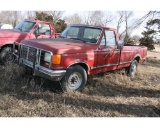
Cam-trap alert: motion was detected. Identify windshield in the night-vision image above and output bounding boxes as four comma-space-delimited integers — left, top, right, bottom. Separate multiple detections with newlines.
60, 26, 102, 43
14, 20, 36, 32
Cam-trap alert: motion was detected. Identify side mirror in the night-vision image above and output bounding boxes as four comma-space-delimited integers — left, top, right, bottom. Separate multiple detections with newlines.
117, 40, 124, 50
34, 27, 40, 36
34, 30, 39, 35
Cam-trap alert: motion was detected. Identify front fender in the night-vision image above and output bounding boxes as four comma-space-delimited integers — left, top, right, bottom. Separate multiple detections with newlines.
66, 61, 90, 74
67, 61, 89, 69
0, 41, 20, 52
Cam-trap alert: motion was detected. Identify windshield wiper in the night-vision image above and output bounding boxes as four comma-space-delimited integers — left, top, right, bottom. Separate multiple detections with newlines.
69, 38, 86, 43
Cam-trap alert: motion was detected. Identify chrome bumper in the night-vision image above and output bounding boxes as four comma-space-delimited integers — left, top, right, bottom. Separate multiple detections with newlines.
19, 58, 66, 81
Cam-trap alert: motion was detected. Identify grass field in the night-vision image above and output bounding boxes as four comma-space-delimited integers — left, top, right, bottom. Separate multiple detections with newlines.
0, 45, 160, 117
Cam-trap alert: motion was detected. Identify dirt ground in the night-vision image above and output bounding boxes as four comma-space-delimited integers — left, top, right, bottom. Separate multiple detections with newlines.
0, 45, 160, 117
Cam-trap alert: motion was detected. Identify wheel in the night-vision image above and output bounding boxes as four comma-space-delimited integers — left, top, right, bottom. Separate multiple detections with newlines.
60, 65, 87, 92
128, 60, 138, 77
0, 47, 15, 64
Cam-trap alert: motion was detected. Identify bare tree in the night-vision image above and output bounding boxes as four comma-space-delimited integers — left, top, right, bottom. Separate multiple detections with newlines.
116, 11, 139, 42
83, 11, 92, 25
47, 11, 64, 23
126, 11, 160, 41
64, 13, 83, 25
103, 11, 114, 26
81, 11, 113, 26
124, 11, 133, 42
89, 11, 104, 25
0, 11, 24, 27
116, 11, 125, 36
25, 11, 36, 20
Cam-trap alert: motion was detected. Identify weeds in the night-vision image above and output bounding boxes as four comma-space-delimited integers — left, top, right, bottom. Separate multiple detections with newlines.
0, 46, 160, 117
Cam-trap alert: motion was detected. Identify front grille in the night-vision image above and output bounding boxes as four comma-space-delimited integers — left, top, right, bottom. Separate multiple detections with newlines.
40, 51, 45, 64
21, 45, 37, 63
20, 45, 52, 68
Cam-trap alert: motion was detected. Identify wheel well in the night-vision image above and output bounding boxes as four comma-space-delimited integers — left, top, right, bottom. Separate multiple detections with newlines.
0, 43, 18, 52
134, 56, 140, 63
69, 63, 89, 73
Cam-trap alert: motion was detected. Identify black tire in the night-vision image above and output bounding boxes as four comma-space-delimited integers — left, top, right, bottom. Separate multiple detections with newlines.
60, 65, 87, 92
128, 60, 138, 77
0, 47, 15, 64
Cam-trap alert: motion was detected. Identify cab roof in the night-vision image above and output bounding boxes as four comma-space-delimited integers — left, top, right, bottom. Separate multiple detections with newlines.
70, 24, 116, 31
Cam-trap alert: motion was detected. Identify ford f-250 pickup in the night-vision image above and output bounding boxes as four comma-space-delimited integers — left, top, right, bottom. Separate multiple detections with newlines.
17, 24, 147, 92
0, 20, 59, 64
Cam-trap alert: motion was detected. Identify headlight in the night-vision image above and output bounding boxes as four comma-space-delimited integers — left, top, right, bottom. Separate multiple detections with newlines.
44, 52, 51, 62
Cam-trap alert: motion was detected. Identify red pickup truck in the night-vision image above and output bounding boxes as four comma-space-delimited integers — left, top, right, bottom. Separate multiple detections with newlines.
0, 20, 59, 64
18, 24, 147, 92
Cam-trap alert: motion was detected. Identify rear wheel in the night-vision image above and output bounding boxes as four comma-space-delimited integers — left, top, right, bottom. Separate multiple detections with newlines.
128, 60, 138, 77
60, 65, 87, 92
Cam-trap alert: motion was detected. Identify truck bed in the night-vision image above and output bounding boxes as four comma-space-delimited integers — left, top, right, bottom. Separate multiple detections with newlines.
120, 45, 147, 64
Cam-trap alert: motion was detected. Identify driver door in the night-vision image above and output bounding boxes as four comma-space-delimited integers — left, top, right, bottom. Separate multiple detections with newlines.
97, 29, 120, 71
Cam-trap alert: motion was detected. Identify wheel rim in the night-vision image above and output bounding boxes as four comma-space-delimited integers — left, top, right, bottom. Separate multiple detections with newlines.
68, 72, 82, 90
130, 63, 137, 76
4, 52, 15, 63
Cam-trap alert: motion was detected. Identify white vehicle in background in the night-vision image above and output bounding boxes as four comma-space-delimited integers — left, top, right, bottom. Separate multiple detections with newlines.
0, 24, 13, 29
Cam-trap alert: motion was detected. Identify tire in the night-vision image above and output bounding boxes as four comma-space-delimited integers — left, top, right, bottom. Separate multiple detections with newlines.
128, 60, 138, 77
0, 47, 15, 64
60, 65, 87, 92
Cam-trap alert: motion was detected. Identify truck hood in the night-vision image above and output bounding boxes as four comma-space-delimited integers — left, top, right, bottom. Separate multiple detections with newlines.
0, 29, 22, 38
21, 38, 97, 54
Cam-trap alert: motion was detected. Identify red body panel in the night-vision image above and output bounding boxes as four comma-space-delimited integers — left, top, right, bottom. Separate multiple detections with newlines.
0, 20, 57, 48
20, 24, 148, 75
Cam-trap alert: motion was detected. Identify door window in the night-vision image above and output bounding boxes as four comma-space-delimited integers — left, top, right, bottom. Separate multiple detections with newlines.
105, 30, 116, 46
100, 30, 116, 46
35, 24, 51, 35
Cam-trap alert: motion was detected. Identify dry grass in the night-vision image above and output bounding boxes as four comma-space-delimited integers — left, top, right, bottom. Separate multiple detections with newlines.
0, 45, 160, 117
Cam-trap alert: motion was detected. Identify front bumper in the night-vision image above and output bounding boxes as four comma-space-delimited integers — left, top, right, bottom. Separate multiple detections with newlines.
19, 58, 66, 81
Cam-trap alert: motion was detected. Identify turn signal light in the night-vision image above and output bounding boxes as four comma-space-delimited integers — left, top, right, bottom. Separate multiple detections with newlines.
52, 54, 61, 64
